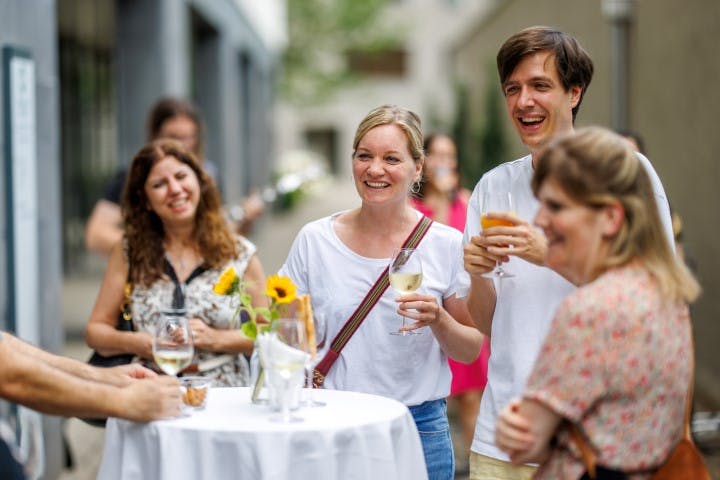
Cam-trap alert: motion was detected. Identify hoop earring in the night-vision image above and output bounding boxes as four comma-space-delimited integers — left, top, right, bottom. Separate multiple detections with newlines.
410, 181, 421, 194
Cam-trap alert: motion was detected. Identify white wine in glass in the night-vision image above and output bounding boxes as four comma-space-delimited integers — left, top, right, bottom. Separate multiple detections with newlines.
481, 190, 516, 279
388, 248, 423, 336
153, 309, 194, 376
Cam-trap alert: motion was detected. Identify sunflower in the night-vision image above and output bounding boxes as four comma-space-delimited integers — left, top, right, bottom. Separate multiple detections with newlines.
265, 274, 297, 304
213, 266, 238, 295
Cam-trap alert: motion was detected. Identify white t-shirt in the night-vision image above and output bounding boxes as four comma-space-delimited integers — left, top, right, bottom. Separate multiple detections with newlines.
279, 210, 470, 406
463, 153, 674, 462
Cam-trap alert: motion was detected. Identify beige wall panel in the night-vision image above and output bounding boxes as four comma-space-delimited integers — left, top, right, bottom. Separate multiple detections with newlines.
632, 0, 720, 399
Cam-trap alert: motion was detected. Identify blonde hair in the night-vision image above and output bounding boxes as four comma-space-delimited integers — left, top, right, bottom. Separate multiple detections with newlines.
532, 126, 700, 303
352, 104, 424, 163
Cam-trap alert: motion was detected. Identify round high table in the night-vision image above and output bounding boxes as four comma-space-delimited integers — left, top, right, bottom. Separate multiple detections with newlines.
97, 387, 428, 480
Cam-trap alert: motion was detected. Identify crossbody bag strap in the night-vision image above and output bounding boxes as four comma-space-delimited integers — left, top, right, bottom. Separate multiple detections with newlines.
313, 215, 433, 388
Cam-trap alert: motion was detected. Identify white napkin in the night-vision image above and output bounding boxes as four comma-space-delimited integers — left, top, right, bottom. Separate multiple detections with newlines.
256, 332, 310, 367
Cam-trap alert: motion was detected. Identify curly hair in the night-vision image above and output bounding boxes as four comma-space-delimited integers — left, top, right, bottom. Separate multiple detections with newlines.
121, 139, 240, 287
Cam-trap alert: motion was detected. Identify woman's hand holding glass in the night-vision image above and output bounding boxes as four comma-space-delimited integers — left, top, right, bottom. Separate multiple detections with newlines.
388, 248, 423, 336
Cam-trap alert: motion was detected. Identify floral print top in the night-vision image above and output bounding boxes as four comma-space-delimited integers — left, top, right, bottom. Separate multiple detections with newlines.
525, 265, 691, 480
131, 236, 256, 387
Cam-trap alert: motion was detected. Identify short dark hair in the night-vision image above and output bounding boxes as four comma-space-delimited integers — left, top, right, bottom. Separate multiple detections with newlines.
146, 97, 205, 157
497, 26, 594, 121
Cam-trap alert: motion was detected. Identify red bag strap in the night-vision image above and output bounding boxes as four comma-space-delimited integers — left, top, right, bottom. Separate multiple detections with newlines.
313, 215, 433, 388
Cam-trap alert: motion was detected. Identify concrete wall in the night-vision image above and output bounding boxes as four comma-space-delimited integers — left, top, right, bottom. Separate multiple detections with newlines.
452, 0, 720, 405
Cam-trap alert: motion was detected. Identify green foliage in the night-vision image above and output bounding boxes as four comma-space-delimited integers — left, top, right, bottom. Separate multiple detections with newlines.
452, 83, 478, 189
477, 64, 508, 177
453, 62, 508, 189
281, 0, 393, 104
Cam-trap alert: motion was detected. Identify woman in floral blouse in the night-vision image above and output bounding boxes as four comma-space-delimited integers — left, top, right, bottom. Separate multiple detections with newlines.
85, 140, 268, 387
494, 127, 701, 479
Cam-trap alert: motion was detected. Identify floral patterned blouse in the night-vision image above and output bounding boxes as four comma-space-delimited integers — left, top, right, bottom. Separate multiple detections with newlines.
131, 236, 256, 387
524, 265, 691, 480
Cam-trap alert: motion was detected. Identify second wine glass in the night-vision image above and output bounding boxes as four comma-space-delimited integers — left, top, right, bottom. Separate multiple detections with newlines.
304, 314, 328, 407
388, 248, 423, 336
267, 319, 308, 423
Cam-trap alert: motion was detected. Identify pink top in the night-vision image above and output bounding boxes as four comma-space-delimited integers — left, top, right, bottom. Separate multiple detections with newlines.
526, 265, 691, 479
411, 193, 468, 233
411, 191, 489, 396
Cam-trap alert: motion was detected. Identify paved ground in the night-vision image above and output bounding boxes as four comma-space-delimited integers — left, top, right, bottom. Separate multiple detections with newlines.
57, 176, 719, 479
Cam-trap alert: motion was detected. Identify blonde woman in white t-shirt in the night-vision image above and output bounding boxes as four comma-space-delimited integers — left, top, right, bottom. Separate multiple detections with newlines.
279, 104, 483, 480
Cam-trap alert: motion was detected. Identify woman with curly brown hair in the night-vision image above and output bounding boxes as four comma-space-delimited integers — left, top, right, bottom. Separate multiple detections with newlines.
85, 139, 267, 386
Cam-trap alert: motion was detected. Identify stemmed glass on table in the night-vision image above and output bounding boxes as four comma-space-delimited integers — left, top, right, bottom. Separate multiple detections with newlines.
388, 248, 423, 336
481, 190, 516, 279
152, 309, 194, 413
303, 314, 328, 407
267, 318, 308, 423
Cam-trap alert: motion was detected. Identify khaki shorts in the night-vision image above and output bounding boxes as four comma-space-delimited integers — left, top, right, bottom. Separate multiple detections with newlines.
469, 452, 537, 480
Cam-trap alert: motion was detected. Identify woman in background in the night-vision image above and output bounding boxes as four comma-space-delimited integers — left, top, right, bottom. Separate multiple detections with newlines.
85, 140, 267, 386
411, 133, 490, 471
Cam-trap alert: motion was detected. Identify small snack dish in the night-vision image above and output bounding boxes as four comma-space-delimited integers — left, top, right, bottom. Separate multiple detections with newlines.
180, 376, 211, 411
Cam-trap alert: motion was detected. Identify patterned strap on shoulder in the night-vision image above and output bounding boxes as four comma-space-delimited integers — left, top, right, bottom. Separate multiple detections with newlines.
313, 216, 433, 388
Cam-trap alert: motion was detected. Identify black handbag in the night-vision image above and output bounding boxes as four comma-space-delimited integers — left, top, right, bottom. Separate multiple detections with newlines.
87, 281, 135, 367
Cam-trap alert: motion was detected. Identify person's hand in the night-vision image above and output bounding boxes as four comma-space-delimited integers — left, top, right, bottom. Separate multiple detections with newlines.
188, 318, 221, 351
464, 235, 500, 278
495, 398, 536, 463
481, 212, 548, 266
395, 292, 442, 332
118, 376, 182, 422
107, 364, 158, 386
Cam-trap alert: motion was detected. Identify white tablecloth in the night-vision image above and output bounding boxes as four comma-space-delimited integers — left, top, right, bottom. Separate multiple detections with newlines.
98, 387, 428, 480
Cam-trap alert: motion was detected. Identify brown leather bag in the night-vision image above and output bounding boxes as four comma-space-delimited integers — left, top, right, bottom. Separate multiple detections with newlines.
650, 428, 710, 480
571, 331, 711, 480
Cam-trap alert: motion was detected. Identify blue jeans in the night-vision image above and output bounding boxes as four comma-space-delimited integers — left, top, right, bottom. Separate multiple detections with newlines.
409, 398, 454, 480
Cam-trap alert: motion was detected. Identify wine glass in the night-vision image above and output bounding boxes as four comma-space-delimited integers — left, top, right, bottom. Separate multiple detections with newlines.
481, 190, 516, 279
152, 309, 194, 376
304, 314, 328, 407
152, 309, 194, 415
267, 319, 308, 423
388, 248, 423, 336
